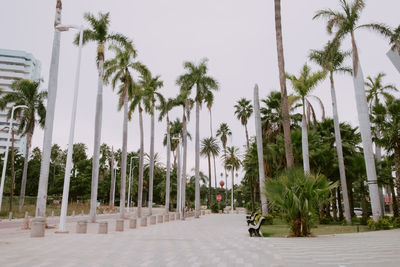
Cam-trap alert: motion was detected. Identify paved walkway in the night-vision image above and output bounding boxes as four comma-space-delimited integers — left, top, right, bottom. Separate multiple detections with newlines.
1, 213, 400, 266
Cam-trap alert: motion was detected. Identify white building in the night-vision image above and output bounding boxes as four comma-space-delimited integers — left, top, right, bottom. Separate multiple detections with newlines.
0, 49, 41, 156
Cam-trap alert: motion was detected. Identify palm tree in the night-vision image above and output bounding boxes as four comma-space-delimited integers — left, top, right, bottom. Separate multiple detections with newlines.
286, 64, 325, 173
216, 122, 232, 203
274, 0, 294, 167
314, 0, 383, 220
158, 96, 175, 214
35, 0, 62, 218
0, 79, 46, 212
104, 42, 138, 219
223, 146, 241, 213
176, 58, 218, 218
109, 146, 116, 207
173, 91, 193, 217
234, 98, 253, 150
75, 12, 130, 222
200, 137, 220, 208
309, 40, 353, 224
204, 92, 218, 190
138, 65, 163, 215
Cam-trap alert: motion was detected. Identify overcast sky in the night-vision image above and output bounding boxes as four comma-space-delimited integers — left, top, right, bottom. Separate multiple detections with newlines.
1, 0, 399, 188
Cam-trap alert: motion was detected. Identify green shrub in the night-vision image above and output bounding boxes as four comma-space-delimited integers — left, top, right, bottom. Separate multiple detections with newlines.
368, 218, 391, 230
319, 217, 331, 225
263, 214, 274, 225
377, 218, 391, 230
391, 217, 400, 228
210, 202, 219, 213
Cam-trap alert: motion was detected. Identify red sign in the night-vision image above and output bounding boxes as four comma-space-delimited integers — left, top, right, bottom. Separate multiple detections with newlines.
216, 195, 222, 202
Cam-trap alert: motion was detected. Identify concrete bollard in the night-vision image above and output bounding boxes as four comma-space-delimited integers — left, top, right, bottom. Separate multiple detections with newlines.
23, 213, 30, 229
157, 215, 163, 223
116, 219, 124, 232
76, 220, 87, 234
72, 210, 75, 217
170, 213, 175, 221
175, 213, 180, 220
51, 210, 54, 217
8, 212, 12, 220
140, 217, 147, 227
164, 214, 169, 222
218, 210, 222, 214
129, 218, 137, 229
98, 221, 108, 234
81, 210, 84, 216
30, 217, 46, 237
150, 216, 156, 225
201, 210, 205, 216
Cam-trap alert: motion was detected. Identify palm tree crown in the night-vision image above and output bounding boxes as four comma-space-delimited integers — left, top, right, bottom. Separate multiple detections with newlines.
365, 72, 398, 109
216, 123, 232, 149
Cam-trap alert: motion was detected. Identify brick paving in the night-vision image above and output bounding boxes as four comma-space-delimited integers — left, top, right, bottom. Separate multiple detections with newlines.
1, 212, 400, 266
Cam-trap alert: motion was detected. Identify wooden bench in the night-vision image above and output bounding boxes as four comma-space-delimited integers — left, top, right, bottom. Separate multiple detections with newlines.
248, 217, 264, 237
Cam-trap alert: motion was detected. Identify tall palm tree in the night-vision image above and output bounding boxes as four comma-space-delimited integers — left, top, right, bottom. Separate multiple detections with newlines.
158, 95, 175, 214
204, 92, 218, 190
0, 79, 46, 212
234, 98, 253, 150
360, 23, 400, 54
173, 91, 193, 217
176, 58, 218, 218
274, 0, 294, 167
309, 40, 353, 224
216, 122, 232, 202
35, 0, 62, 218
286, 64, 325, 173
314, 0, 383, 220
138, 65, 163, 215
109, 146, 115, 207
75, 12, 130, 222
104, 42, 138, 219
200, 137, 220, 208
223, 146, 241, 213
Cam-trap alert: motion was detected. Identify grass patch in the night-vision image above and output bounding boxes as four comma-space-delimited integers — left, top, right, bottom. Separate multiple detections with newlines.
260, 218, 370, 237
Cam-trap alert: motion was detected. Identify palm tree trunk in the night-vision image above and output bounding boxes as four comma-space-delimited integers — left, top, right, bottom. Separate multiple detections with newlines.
195, 100, 200, 218
350, 31, 382, 221
213, 155, 217, 189
35, 0, 62, 218
137, 107, 144, 218
389, 176, 399, 217
165, 116, 171, 214
109, 147, 115, 207
231, 168, 234, 213
207, 154, 212, 208
254, 85, 268, 215
245, 123, 250, 150
301, 99, 310, 173
329, 72, 351, 224
148, 103, 155, 215
274, 0, 294, 168
375, 140, 385, 215
224, 147, 228, 204
10, 130, 15, 215
181, 103, 188, 219
119, 92, 128, 219
19, 133, 32, 212
337, 186, 344, 221
89, 48, 104, 223
176, 141, 181, 213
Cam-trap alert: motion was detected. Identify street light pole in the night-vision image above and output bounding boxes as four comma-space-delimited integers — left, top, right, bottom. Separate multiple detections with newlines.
0, 105, 28, 211
57, 24, 83, 233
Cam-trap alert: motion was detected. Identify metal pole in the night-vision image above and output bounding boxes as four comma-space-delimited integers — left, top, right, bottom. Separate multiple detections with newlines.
58, 26, 83, 232
0, 105, 27, 211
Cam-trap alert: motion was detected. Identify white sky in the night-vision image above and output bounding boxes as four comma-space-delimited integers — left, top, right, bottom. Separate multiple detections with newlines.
1, 0, 399, 189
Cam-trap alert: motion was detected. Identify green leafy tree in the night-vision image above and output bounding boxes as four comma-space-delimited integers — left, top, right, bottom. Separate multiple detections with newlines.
200, 137, 220, 208
234, 98, 253, 150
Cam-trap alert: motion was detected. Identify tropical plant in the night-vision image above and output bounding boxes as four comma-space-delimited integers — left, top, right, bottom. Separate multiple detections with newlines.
286, 64, 325, 173
158, 95, 175, 214
75, 11, 130, 222
265, 167, 337, 237
234, 98, 253, 150
360, 23, 400, 53
104, 42, 138, 218
314, 0, 383, 220
223, 146, 241, 212
309, 40, 353, 224
176, 58, 218, 218
273, 0, 294, 167
200, 137, 220, 208
216, 122, 232, 202
0, 79, 46, 212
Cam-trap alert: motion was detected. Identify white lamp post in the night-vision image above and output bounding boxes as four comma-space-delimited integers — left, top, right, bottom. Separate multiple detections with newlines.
0, 105, 27, 211
57, 24, 84, 233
